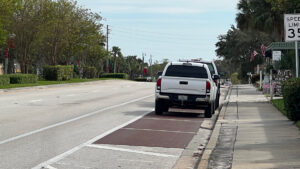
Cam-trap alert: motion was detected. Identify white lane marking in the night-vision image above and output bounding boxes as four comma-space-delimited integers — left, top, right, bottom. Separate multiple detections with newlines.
0, 94, 154, 146
122, 128, 196, 134
86, 144, 178, 158
43, 165, 57, 169
66, 94, 76, 97
117, 159, 153, 163
32, 110, 153, 169
30, 99, 42, 103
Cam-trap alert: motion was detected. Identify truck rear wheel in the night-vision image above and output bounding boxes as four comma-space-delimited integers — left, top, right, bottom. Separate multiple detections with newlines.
215, 94, 220, 109
212, 102, 216, 114
155, 100, 163, 115
205, 103, 213, 118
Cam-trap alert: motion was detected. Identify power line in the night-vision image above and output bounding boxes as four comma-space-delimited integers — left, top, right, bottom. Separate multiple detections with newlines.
110, 32, 209, 46
111, 29, 207, 41
111, 26, 206, 41
111, 25, 197, 37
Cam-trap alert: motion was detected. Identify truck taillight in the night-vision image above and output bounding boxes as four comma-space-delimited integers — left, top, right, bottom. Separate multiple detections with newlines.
157, 78, 162, 90
206, 81, 211, 93
214, 79, 218, 86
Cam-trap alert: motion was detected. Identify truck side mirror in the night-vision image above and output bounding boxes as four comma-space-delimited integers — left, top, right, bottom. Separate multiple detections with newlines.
213, 74, 220, 80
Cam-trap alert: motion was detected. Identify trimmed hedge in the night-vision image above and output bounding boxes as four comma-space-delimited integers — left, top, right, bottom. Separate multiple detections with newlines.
0, 75, 10, 86
134, 78, 147, 82
83, 66, 97, 79
101, 73, 128, 79
231, 72, 240, 84
282, 78, 300, 121
8, 74, 38, 84
43, 65, 73, 81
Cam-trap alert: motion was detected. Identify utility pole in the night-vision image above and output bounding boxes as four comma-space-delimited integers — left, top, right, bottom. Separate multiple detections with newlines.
142, 53, 145, 77
4, 48, 9, 74
106, 25, 110, 73
149, 55, 153, 80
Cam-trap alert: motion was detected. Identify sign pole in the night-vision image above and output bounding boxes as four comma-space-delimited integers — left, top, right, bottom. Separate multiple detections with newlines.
270, 69, 273, 100
296, 41, 299, 77
260, 70, 262, 89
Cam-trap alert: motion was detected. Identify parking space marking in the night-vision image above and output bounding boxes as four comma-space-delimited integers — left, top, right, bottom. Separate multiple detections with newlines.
86, 144, 178, 158
143, 117, 200, 123
32, 110, 153, 169
29, 99, 42, 103
66, 94, 76, 97
122, 128, 196, 134
0, 95, 154, 146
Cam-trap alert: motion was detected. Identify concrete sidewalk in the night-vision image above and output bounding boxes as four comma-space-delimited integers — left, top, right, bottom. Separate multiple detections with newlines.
198, 84, 300, 169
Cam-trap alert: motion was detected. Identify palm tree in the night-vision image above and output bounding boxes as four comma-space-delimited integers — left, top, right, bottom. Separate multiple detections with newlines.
112, 46, 122, 73
236, 0, 283, 41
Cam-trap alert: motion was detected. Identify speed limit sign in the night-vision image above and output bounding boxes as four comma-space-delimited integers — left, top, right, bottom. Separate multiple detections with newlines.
284, 14, 300, 42
284, 14, 300, 77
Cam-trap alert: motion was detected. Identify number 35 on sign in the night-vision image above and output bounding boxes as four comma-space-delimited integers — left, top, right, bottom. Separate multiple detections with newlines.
285, 14, 300, 42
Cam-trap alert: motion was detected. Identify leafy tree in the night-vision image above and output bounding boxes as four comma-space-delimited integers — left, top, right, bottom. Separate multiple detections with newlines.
216, 26, 272, 79
0, 0, 19, 46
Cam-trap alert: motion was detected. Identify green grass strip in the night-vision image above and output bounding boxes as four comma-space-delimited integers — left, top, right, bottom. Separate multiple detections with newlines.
296, 121, 300, 130
0, 78, 120, 89
271, 99, 287, 116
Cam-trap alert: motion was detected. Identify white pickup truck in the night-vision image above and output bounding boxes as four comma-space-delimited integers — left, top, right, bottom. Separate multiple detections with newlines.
155, 61, 220, 118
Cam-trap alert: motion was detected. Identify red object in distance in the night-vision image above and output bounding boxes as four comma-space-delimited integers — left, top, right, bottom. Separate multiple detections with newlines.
143, 67, 148, 75
4, 49, 9, 58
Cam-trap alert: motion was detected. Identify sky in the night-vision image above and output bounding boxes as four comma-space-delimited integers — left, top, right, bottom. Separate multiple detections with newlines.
76, 0, 239, 63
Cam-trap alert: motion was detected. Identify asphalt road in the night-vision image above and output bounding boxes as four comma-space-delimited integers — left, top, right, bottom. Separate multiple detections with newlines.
0, 80, 155, 169
0, 80, 227, 169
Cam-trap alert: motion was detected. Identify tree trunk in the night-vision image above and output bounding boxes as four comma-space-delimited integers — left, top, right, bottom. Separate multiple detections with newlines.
114, 56, 117, 73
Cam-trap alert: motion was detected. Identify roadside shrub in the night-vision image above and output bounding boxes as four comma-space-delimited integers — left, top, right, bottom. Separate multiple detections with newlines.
134, 78, 147, 82
43, 65, 73, 81
100, 73, 128, 79
0, 75, 10, 86
8, 74, 38, 84
231, 72, 240, 84
282, 78, 300, 121
251, 74, 260, 84
83, 66, 97, 79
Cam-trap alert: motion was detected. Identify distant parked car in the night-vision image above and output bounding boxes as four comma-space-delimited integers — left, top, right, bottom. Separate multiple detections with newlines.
146, 76, 152, 82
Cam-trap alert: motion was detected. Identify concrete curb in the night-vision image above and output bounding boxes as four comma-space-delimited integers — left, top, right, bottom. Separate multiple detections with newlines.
196, 86, 232, 169
172, 86, 231, 169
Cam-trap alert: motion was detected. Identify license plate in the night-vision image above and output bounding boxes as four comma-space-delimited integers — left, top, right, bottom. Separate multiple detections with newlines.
178, 95, 188, 101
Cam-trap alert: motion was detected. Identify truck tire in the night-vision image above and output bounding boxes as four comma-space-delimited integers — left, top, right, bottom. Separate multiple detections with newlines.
212, 102, 216, 114
163, 104, 169, 112
155, 100, 163, 115
205, 103, 213, 118
215, 94, 220, 109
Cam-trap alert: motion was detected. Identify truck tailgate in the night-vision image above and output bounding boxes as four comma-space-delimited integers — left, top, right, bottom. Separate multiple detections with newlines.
161, 77, 206, 95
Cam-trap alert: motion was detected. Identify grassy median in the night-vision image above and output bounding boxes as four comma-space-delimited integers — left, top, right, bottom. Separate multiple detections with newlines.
271, 99, 287, 116
271, 99, 300, 129
0, 78, 115, 89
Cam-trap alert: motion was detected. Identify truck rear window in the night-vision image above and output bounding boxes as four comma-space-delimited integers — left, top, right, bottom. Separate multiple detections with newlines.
165, 65, 208, 78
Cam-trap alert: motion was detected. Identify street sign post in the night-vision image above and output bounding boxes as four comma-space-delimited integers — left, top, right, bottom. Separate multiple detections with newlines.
284, 14, 300, 77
